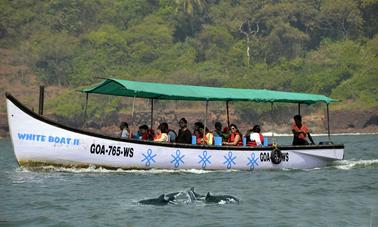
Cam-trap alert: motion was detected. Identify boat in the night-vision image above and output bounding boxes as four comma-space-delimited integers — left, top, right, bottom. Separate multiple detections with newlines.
5, 79, 344, 170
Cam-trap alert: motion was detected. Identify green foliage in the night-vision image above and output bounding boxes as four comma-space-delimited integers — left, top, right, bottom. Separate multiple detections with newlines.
0, 0, 377, 114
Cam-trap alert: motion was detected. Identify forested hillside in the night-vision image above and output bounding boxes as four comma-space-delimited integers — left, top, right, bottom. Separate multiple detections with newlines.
0, 0, 377, 133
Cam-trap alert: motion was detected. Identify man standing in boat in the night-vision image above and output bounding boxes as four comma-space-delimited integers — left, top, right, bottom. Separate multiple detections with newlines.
292, 115, 315, 145
176, 118, 192, 144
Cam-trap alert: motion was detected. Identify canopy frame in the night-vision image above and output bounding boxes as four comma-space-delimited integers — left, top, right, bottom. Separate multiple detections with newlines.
82, 78, 338, 105
81, 78, 338, 142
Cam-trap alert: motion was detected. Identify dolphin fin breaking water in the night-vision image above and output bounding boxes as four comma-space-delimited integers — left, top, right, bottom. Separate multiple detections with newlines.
138, 194, 172, 206
205, 192, 240, 204
138, 188, 239, 206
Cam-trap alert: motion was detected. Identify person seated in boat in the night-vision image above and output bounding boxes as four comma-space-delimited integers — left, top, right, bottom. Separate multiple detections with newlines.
193, 129, 202, 145
193, 121, 204, 139
194, 122, 203, 133
120, 122, 131, 139
138, 124, 154, 141
223, 124, 242, 146
154, 123, 169, 142
198, 126, 214, 145
246, 125, 264, 146
223, 125, 231, 139
292, 115, 315, 145
176, 118, 192, 144
213, 122, 228, 141
167, 124, 177, 143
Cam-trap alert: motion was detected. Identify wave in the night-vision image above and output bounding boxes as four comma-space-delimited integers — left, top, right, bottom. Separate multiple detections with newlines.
331, 159, 378, 170
19, 159, 378, 173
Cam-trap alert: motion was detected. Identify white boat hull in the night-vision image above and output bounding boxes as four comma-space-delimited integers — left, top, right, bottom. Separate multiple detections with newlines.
6, 94, 344, 170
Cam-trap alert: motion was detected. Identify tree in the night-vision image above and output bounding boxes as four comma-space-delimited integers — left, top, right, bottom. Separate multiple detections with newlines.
319, 0, 363, 40
175, 0, 204, 16
21, 32, 79, 86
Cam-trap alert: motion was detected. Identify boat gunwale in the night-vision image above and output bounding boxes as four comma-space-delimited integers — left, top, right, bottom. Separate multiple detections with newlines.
5, 92, 344, 151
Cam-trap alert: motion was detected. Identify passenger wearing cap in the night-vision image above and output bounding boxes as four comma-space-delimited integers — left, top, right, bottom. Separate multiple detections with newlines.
175, 118, 192, 144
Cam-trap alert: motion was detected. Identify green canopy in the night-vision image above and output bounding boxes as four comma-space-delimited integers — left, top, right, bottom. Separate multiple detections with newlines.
82, 78, 338, 104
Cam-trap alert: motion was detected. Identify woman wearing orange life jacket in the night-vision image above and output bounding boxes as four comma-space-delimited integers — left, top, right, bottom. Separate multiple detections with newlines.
153, 123, 169, 142
223, 124, 243, 146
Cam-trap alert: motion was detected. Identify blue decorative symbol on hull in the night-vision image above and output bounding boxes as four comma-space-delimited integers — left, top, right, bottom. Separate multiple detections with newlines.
198, 150, 211, 169
223, 151, 236, 169
171, 150, 185, 168
247, 153, 259, 170
141, 149, 156, 167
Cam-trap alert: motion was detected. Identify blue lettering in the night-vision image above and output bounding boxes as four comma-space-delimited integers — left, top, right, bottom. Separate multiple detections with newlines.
66, 138, 71, 144
17, 133, 27, 140
48, 136, 54, 142
60, 137, 66, 144
17, 133, 47, 142
73, 139, 79, 145
26, 134, 33, 140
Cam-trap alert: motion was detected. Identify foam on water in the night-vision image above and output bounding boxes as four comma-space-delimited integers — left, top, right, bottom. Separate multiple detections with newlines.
20, 165, 215, 174
332, 159, 378, 170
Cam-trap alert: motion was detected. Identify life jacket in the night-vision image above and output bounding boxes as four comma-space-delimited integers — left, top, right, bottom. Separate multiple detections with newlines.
140, 132, 152, 140
199, 132, 213, 145
154, 133, 168, 142
247, 133, 264, 146
291, 123, 309, 140
194, 131, 204, 145
154, 133, 162, 141
228, 132, 243, 146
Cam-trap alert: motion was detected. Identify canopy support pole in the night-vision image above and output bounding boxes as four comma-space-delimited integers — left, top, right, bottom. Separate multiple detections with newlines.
38, 85, 45, 115
298, 103, 301, 115
271, 102, 275, 145
82, 93, 88, 128
131, 95, 136, 133
150, 99, 154, 129
226, 100, 230, 128
204, 100, 209, 143
326, 103, 331, 142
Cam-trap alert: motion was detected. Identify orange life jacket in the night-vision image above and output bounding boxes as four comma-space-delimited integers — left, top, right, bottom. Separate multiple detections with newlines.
228, 132, 243, 146
154, 133, 162, 141
292, 123, 309, 140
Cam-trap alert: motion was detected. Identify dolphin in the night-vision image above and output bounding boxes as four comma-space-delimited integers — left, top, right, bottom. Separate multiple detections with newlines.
190, 187, 205, 199
165, 191, 181, 201
204, 192, 240, 204
138, 194, 173, 206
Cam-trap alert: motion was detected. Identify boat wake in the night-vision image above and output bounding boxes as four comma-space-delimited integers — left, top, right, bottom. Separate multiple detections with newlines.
19, 165, 216, 174
331, 159, 378, 170
20, 159, 377, 173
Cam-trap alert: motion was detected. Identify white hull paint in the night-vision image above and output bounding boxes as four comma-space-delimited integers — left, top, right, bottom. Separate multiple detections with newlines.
6, 94, 344, 171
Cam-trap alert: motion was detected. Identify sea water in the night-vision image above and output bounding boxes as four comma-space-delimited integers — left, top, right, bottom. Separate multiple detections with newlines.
0, 135, 377, 227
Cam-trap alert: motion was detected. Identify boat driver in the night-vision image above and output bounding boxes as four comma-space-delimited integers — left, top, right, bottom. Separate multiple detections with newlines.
291, 115, 315, 145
